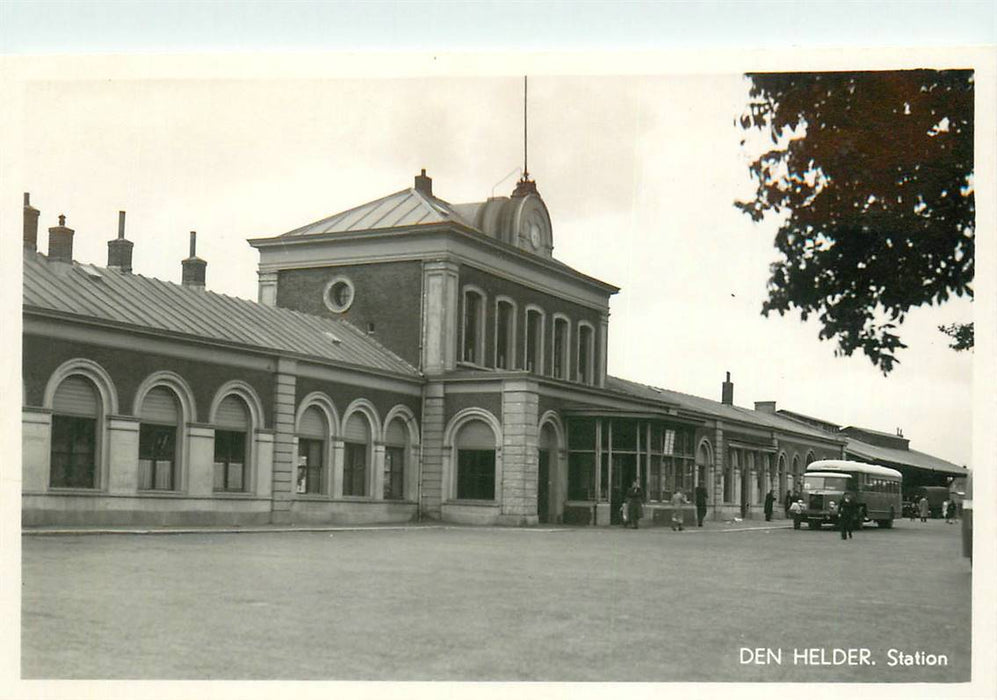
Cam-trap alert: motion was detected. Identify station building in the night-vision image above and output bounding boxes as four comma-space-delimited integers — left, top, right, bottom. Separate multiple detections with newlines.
20, 171, 965, 527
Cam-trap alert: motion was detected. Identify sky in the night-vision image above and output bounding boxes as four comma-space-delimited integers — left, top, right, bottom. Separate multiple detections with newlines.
4, 67, 977, 467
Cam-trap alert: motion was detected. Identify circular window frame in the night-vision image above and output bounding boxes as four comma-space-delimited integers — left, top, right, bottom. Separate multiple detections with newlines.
323, 276, 356, 313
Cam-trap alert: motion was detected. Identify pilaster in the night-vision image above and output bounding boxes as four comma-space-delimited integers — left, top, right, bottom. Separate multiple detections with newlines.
258, 271, 278, 306
422, 260, 460, 375
419, 382, 446, 518
500, 378, 539, 524
271, 358, 297, 523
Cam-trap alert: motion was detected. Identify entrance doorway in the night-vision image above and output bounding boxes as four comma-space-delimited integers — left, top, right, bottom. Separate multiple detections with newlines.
610, 454, 637, 525
538, 449, 550, 524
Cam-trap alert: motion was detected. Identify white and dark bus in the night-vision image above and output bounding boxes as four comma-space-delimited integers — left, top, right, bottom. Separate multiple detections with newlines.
799, 460, 902, 530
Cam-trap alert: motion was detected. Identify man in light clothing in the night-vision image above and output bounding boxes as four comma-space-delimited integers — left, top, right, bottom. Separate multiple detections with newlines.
670, 488, 688, 531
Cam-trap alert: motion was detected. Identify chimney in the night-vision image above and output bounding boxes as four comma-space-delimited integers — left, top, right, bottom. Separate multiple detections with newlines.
414, 169, 432, 197
721, 371, 734, 406
754, 401, 776, 414
106, 210, 134, 272
181, 231, 206, 290
47, 214, 75, 263
23, 193, 40, 251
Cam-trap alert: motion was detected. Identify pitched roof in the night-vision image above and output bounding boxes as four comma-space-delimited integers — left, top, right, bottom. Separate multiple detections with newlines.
22, 253, 420, 379
280, 188, 476, 237
844, 437, 966, 476
605, 376, 843, 443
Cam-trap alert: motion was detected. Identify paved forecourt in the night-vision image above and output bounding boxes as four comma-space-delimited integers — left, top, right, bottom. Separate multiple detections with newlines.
21, 518, 970, 681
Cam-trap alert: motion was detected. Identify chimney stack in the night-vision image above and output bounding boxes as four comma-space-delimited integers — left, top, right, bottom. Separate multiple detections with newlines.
754, 401, 776, 414
721, 371, 734, 406
47, 214, 75, 263
23, 193, 40, 251
414, 169, 432, 197
106, 210, 134, 272
181, 231, 206, 290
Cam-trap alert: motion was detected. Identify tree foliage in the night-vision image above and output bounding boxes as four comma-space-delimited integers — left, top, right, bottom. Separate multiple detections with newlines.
738, 70, 974, 373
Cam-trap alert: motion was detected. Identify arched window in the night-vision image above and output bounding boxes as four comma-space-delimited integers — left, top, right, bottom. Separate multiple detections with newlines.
524, 305, 545, 374
552, 315, 570, 380
697, 440, 712, 489
214, 394, 251, 492
494, 297, 516, 370
50, 375, 101, 489
461, 286, 486, 365
343, 412, 372, 497
792, 454, 802, 485
805, 450, 816, 468
297, 405, 329, 495
577, 322, 595, 384
138, 386, 180, 491
455, 419, 497, 500
383, 418, 407, 500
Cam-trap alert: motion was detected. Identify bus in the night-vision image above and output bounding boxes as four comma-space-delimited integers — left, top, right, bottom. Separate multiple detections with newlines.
799, 460, 902, 530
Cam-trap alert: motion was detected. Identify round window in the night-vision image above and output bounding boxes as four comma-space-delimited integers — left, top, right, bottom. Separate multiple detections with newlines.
323, 276, 355, 313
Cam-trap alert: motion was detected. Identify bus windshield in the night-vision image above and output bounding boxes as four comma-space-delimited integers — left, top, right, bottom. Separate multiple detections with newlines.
804, 475, 851, 491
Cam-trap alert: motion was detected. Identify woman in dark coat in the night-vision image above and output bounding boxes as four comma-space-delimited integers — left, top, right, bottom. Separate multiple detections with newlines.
764, 490, 775, 521
625, 480, 644, 529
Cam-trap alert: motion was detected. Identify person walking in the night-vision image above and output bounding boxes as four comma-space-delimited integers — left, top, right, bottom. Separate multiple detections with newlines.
670, 488, 688, 531
839, 492, 859, 540
625, 480, 644, 530
945, 499, 957, 524
764, 489, 775, 522
918, 495, 930, 523
695, 483, 708, 527
790, 498, 804, 529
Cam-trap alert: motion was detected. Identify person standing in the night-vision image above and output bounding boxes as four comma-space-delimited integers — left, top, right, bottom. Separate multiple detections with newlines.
790, 498, 804, 529
670, 488, 689, 531
695, 483, 708, 527
625, 480, 644, 530
918, 495, 930, 523
783, 489, 793, 518
764, 489, 775, 522
839, 492, 859, 540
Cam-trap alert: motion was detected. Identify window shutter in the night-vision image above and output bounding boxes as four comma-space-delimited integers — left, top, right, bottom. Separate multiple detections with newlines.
215, 395, 249, 430
52, 375, 99, 416
298, 406, 327, 439
455, 420, 495, 450
140, 387, 179, 425
343, 413, 370, 443
384, 418, 406, 446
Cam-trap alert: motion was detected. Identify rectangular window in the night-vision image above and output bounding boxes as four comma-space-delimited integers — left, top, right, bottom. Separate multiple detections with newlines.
525, 309, 542, 373
553, 318, 568, 379
139, 423, 176, 490
463, 292, 481, 364
567, 453, 595, 500
384, 446, 405, 500
297, 438, 324, 494
213, 430, 246, 492
50, 415, 97, 488
456, 449, 495, 500
343, 442, 368, 497
496, 301, 513, 369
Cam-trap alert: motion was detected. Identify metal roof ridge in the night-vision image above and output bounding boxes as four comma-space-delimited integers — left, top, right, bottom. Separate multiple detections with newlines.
278, 187, 413, 237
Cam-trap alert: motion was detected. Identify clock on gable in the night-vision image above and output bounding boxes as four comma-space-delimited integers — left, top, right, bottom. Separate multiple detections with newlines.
512, 192, 552, 257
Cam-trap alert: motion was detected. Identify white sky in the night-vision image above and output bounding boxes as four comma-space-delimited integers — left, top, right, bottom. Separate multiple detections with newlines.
6, 69, 976, 467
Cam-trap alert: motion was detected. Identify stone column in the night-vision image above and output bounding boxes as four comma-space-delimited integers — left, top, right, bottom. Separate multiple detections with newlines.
271, 358, 297, 524
331, 439, 345, 498
419, 382, 446, 518
107, 416, 140, 494
422, 260, 459, 375
22, 409, 51, 493
597, 312, 609, 388
372, 443, 386, 500
258, 270, 278, 306
187, 424, 216, 496
500, 378, 539, 526
713, 423, 724, 520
